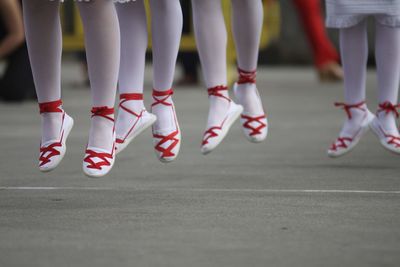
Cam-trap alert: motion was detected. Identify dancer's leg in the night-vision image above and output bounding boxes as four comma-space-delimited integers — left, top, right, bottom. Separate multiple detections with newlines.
192, 0, 230, 125
231, 0, 264, 115
149, 0, 183, 161
115, 1, 154, 152
328, 21, 373, 157
150, 0, 182, 129
77, 0, 120, 151
339, 20, 369, 137
375, 22, 400, 135
22, 0, 62, 143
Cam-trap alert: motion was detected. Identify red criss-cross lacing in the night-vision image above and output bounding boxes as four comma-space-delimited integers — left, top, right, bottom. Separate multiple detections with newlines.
241, 114, 267, 136
376, 102, 400, 148
38, 100, 65, 167
202, 86, 232, 145
377, 101, 400, 118
237, 68, 257, 84
152, 89, 179, 158
202, 125, 224, 146
116, 93, 145, 144
207, 85, 231, 102
152, 88, 174, 108
84, 149, 113, 170
39, 99, 63, 114
84, 107, 115, 170
384, 134, 400, 148
39, 135, 63, 167
330, 137, 353, 151
334, 101, 366, 119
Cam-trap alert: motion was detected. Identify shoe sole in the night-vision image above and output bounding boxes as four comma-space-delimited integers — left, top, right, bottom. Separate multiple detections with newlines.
83, 158, 115, 178
327, 112, 374, 158
370, 118, 400, 155
157, 129, 182, 164
241, 116, 269, 143
201, 103, 243, 155
116, 114, 157, 155
233, 83, 268, 143
39, 115, 74, 172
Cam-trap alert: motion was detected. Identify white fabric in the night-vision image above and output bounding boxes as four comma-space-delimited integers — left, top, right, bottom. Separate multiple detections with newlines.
326, 0, 400, 28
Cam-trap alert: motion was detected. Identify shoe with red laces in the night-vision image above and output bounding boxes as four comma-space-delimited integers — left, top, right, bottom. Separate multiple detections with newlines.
38, 100, 74, 172
328, 101, 375, 158
370, 101, 400, 155
115, 93, 156, 155
233, 68, 268, 143
83, 107, 116, 177
151, 89, 181, 163
201, 85, 243, 155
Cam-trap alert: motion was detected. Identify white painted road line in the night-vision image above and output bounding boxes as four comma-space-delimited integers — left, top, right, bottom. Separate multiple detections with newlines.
1, 187, 400, 194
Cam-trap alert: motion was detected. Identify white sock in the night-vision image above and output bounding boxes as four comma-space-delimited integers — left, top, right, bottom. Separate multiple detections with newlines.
78, 1, 120, 151
207, 86, 231, 127
115, 1, 147, 137
22, 0, 63, 143
375, 22, 400, 135
152, 91, 176, 132
150, 0, 182, 132
338, 21, 369, 137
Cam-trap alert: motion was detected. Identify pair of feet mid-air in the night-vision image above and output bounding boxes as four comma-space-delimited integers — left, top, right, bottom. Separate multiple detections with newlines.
37, 81, 268, 178
328, 101, 400, 157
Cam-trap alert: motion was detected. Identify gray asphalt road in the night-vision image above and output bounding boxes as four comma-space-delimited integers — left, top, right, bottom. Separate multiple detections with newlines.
0, 67, 399, 267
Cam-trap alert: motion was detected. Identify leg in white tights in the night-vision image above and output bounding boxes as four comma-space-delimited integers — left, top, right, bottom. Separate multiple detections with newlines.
150, 0, 182, 131
22, 0, 62, 143
375, 22, 400, 135
78, 0, 120, 151
338, 20, 370, 138
231, 0, 265, 116
115, 1, 148, 141
192, 0, 231, 128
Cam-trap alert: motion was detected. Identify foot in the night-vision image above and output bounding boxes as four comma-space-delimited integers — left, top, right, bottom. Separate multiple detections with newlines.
328, 101, 375, 158
233, 81, 268, 143
370, 102, 400, 154
151, 89, 181, 163
38, 100, 74, 172
201, 85, 243, 155
318, 62, 344, 83
83, 107, 116, 177
115, 93, 156, 155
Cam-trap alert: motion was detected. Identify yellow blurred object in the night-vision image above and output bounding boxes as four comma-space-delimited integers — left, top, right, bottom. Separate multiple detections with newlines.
62, 0, 280, 84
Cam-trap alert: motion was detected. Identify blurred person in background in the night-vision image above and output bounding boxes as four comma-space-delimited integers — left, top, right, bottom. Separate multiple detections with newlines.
293, 0, 343, 81
178, 0, 343, 86
0, 0, 35, 102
